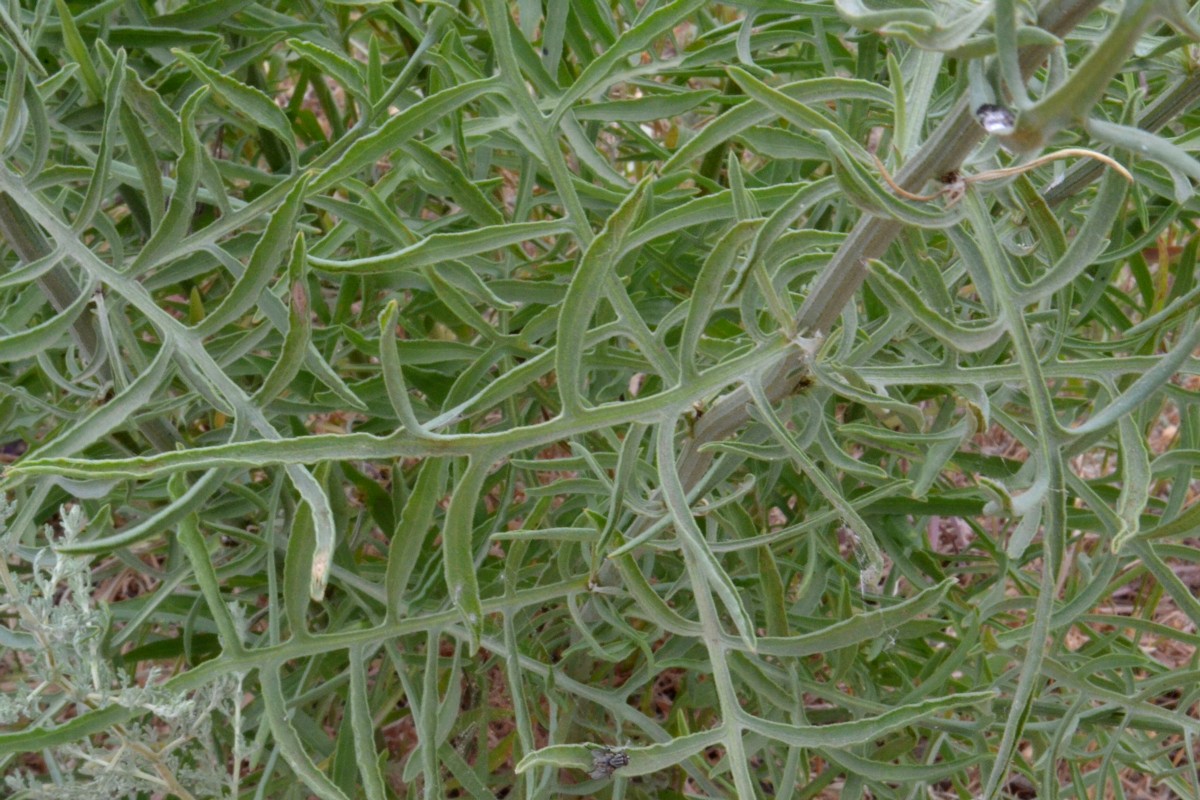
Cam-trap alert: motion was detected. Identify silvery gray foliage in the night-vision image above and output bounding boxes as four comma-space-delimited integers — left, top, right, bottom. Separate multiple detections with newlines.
0, 504, 244, 798
2, 1, 1200, 797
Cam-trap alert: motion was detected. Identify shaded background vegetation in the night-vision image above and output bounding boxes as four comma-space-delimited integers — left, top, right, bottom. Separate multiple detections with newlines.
1, 0, 1200, 798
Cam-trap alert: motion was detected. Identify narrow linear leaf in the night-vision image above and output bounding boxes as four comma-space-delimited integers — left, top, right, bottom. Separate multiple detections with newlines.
311, 78, 501, 192
0, 3, 46, 77
444, 458, 489, 650
423, 267, 505, 345
128, 87, 206, 273
31, 339, 175, 460
54, 465, 232, 555
7, 431, 410, 480
663, 78, 892, 172
657, 422, 758, 651
172, 48, 297, 163
752, 579, 954, 657
868, 259, 1006, 351
254, 235, 311, 404
385, 458, 449, 620
1127, 539, 1200, 625
260, 667, 353, 800
122, 66, 184, 153
833, 0, 991, 51
284, 498, 317, 638
0, 706, 131, 755
680, 220, 761, 378
1087, 116, 1200, 204
196, 176, 308, 336
491, 527, 596, 542
727, 67, 870, 163
73, 50, 126, 234
119, 102, 165, 228
1067, 317, 1200, 437
742, 690, 996, 747
288, 38, 367, 101
994, 0, 1029, 108
0, 279, 96, 362
308, 220, 569, 275
551, 0, 709, 122
556, 179, 650, 413
401, 140, 504, 227
1113, 408, 1152, 551
435, 261, 516, 313
53, 0, 103, 99
293, 463, 337, 602
378, 300, 436, 438
1012, 2, 1178, 151
575, 89, 718, 122
517, 728, 724, 776
348, 646, 387, 800
818, 130, 963, 228
1015, 169, 1127, 302
824, 748, 985, 782
177, 513, 244, 653
746, 379, 886, 585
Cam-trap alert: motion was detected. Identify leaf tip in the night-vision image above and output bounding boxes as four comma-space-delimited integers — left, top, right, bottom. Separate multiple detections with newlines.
309, 552, 329, 602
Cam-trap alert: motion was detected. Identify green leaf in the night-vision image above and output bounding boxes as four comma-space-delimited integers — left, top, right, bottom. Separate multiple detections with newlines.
348, 646, 387, 800
664, 77, 891, 172
657, 422, 759, 652
551, 0, 710, 122
385, 457, 449, 619
743, 690, 996, 747
172, 48, 298, 164
128, 87, 206, 274
0, 280, 96, 362
443, 457, 488, 650
1010, 1, 1188, 152
288, 38, 367, 101
261, 666, 353, 800
727, 67, 871, 163
196, 175, 308, 335
680, 220, 761, 378
1112, 397, 1152, 552
556, 179, 649, 413
574, 89, 719, 122
746, 379, 886, 586
1087, 117, 1200, 204
53, 0, 103, 100
311, 78, 501, 192
254, 235, 312, 404
868, 259, 1006, 351
517, 729, 724, 776
284, 498, 317, 639
401, 140, 504, 227
753, 579, 955, 656
833, 0, 991, 51
817, 130, 964, 228
308, 220, 569, 275
5, 6, 1198, 796
30, 340, 175, 460
177, 512, 244, 653
72, 50, 125, 234
0, 4, 45, 77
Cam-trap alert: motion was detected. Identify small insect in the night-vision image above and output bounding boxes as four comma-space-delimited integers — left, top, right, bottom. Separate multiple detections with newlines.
791, 373, 814, 395
975, 103, 1016, 136
589, 746, 630, 780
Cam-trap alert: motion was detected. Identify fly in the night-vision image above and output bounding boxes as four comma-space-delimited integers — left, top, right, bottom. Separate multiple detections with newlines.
589, 746, 630, 780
